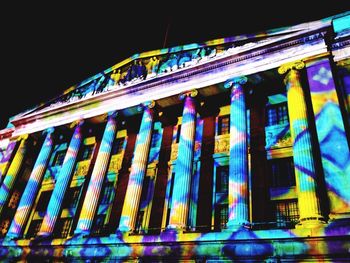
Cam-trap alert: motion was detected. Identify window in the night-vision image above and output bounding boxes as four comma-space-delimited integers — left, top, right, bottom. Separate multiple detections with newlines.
266, 102, 288, 126
62, 187, 81, 209
151, 130, 160, 148
274, 199, 299, 228
26, 220, 42, 238
8, 190, 20, 209
100, 182, 114, 205
91, 215, 106, 236
216, 165, 229, 193
135, 211, 145, 233
52, 150, 66, 166
111, 137, 125, 155
54, 218, 72, 238
25, 190, 52, 238
0, 219, 10, 236
165, 173, 175, 226
35, 190, 52, 212
218, 115, 230, 135
269, 157, 296, 187
215, 204, 228, 230
80, 145, 94, 160
175, 125, 181, 143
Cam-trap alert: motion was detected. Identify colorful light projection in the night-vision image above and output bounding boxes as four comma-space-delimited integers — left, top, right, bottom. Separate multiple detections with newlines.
75, 112, 118, 235
7, 128, 55, 238
38, 121, 84, 236
279, 61, 325, 227
224, 76, 250, 228
0, 141, 17, 183
119, 101, 155, 232
0, 136, 28, 216
306, 58, 350, 217
168, 90, 197, 229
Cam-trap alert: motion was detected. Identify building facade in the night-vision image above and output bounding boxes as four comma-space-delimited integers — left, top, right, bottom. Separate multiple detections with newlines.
0, 12, 349, 262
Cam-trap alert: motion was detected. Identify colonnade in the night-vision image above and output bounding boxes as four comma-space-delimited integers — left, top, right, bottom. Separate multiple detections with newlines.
1, 58, 349, 238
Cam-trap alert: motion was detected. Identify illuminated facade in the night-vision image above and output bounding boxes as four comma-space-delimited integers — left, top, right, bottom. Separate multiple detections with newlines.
0, 12, 349, 262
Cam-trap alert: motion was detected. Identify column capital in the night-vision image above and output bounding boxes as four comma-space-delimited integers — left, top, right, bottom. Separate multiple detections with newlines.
224, 76, 248, 89
107, 110, 118, 118
42, 127, 55, 136
69, 119, 84, 129
278, 60, 305, 75
138, 100, 156, 112
179, 89, 198, 100
14, 134, 29, 142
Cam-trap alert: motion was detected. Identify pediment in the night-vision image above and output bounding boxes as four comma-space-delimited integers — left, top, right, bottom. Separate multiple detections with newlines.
14, 18, 331, 122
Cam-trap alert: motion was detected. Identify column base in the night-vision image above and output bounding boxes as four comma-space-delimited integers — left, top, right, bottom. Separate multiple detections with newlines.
226, 221, 251, 231
296, 216, 327, 228
73, 229, 90, 237
5, 232, 20, 240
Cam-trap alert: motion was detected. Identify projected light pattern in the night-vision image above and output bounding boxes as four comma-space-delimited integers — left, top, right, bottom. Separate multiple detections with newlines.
224, 76, 249, 228
75, 112, 118, 234
0, 136, 27, 216
38, 121, 83, 236
0, 11, 350, 262
0, 141, 17, 182
119, 102, 154, 231
306, 59, 350, 216
7, 128, 55, 237
168, 91, 197, 229
280, 62, 324, 225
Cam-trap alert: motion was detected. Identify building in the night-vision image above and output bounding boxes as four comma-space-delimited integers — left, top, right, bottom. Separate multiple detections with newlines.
0, 11, 349, 262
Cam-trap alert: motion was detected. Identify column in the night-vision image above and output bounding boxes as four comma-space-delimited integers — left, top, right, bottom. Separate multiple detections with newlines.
6, 128, 55, 238
168, 90, 197, 230
75, 112, 118, 235
278, 61, 325, 227
306, 58, 350, 218
0, 141, 17, 184
118, 101, 155, 232
0, 135, 28, 216
224, 76, 250, 228
38, 120, 84, 236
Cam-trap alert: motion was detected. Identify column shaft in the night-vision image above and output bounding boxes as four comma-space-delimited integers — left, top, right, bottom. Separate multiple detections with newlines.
75, 113, 118, 234
118, 103, 154, 231
225, 77, 250, 228
38, 121, 84, 236
0, 136, 28, 216
168, 92, 197, 229
306, 58, 350, 218
281, 63, 324, 226
0, 141, 17, 185
7, 128, 55, 238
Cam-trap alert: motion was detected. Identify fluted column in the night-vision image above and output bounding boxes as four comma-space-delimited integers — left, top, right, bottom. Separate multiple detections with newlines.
0, 135, 28, 216
306, 58, 350, 219
168, 90, 197, 230
38, 121, 84, 236
0, 141, 17, 185
278, 61, 325, 227
118, 101, 155, 232
7, 128, 55, 238
224, 76, 250, 228
75, 112, 118, 235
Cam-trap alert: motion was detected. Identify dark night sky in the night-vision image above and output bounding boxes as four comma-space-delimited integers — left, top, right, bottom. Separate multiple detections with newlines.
1, 2, 349, 129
